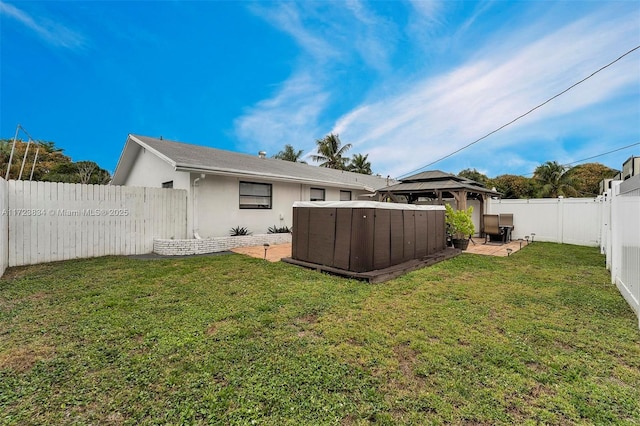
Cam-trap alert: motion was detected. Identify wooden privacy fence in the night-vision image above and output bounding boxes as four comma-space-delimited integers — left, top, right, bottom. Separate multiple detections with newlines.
2, 180, 187, 268
0, 178, 8, 277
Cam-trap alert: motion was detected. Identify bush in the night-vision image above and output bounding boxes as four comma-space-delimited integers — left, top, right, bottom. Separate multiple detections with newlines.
445, 204, 475, 239
267, 225, 291, 234
230, 226, 251, 236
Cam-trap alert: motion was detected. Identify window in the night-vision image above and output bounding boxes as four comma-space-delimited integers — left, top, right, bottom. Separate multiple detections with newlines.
310, 188, 325, 201
340, 190, 352, 201
162, 181, 173, 188
239, 182, 272, 209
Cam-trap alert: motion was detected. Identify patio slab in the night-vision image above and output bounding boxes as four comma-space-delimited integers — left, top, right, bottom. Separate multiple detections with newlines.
232, 239, 528, 263
464, 239, 527, 256
231, 243, 292, 262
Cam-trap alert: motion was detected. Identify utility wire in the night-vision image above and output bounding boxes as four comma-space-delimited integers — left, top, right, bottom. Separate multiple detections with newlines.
521, 141, 640, 176
397, 44, 640, 179
562, 142, 640, 167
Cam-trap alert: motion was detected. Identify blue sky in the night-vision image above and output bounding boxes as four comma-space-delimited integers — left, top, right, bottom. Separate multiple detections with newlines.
1, 1, 639, 179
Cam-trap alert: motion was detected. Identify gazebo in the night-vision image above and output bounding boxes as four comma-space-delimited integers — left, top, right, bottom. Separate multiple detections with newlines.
377, 170, 501, 234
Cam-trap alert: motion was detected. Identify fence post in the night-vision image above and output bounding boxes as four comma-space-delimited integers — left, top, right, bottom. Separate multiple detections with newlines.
0, 178, 7, 277
558, 197, 564, 244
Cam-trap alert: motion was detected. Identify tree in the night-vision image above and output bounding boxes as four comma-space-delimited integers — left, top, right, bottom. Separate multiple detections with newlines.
492, 174, 537, 199
310, 133, 351, 170
76, 161, 111, 184
566, 163, 619, 196
1, 139, 71, 180
348, 153, 372, 175
533, 161, 578, 198
0, 139, 111, 183
458, 168, 490, 187
273, 144, 306, 163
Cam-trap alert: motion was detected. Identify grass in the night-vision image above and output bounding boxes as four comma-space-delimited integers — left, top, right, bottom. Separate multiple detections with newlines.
1, 243, 639, 425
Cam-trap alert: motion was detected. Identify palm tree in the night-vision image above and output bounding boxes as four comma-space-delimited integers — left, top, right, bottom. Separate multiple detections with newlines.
533, 161, 578, 198
310, 133, 352, 170
348, 153, 372, 175
273, 144, 306, 163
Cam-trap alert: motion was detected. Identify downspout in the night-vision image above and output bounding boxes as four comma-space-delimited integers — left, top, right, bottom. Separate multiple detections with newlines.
192, 173, 205, 239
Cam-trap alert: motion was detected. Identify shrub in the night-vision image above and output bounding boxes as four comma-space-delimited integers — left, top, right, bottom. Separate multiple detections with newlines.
230, 226, 251, 236
267, 225, 291, 234
445, 204, 475, 239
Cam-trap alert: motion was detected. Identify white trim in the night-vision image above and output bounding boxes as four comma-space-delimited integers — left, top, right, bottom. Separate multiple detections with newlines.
292, 201, 445, 210
174, 166, 376, 192
129, 134, 178, 168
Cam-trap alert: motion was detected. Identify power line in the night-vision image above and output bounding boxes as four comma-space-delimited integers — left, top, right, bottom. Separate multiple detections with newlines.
563, 142, 640, 167
522, 141, 640, 176
397, 44, 640, 179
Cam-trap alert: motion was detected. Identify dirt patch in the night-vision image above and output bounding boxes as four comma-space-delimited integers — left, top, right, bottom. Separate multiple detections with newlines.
0, 344, 55, 372
296, 313, 318, 324
0, 297, 15, 312
391, 343, 427, 390
293, 314, 320, 339
206, 320, 229, 335
105, 411, 126, 424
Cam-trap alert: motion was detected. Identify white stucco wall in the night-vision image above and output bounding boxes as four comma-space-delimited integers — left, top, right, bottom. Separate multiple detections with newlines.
193, 176, 374, 237
195, 175, 298, 237
124, 148, 190, 190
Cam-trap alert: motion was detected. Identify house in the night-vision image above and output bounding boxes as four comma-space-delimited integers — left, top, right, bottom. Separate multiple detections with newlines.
377, 170, 501, 235
112, 134, 393, 238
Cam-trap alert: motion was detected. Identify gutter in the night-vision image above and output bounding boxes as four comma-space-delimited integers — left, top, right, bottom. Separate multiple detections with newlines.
174, 165, 381, 192
192, 174, 205, 239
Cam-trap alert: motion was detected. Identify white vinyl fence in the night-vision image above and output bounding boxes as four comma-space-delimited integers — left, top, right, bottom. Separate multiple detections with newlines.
3, 180, 187, 268
0, 178, 8, 277
603, 177, 640, 327
487, 198, 602, 246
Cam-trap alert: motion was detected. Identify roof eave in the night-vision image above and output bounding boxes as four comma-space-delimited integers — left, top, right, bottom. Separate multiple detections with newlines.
129, 134, 178, 168
174, 165, 378, 192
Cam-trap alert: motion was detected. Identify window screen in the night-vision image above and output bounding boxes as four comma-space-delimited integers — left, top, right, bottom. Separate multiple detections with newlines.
340, 190, 352, 201
239, 182, 272, 209
310, 188, 325, 201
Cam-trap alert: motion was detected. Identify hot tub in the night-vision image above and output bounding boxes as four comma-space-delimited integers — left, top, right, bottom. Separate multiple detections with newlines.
290, 201, 447, 273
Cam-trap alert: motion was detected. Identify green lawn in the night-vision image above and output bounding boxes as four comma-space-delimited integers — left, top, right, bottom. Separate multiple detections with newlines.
1, 243, 639, 425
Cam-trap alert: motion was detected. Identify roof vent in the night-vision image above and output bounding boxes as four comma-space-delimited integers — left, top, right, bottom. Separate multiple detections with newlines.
258, 151, 266, 158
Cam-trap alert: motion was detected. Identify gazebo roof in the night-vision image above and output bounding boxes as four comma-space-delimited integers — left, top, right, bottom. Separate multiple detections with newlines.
383, 170, 500, 197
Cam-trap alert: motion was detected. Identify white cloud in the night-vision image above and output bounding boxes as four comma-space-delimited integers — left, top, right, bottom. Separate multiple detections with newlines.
407, 0, 444, 31
236, 2, 638, 177
236, 1, 401, 155
234, 72, 329, 154
334, 7, 640, 178
247, 2, 339, 63
0, 1, 87, 50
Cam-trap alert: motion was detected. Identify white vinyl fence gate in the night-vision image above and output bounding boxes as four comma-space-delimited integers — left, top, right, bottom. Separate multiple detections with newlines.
602, 176, 640, 328
0, 179, 187, 270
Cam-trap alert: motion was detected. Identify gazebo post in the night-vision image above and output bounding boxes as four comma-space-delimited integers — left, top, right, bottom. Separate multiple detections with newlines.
479, 193, 487, 238
453, 190, 468, 211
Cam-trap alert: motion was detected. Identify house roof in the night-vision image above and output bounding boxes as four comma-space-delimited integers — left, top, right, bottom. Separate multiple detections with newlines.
382, 170, 500, 196
112, 134, 394, 192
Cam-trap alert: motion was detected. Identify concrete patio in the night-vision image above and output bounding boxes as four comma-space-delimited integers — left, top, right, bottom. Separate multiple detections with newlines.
465, 238, 527, 256
232, 239, 528, 262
